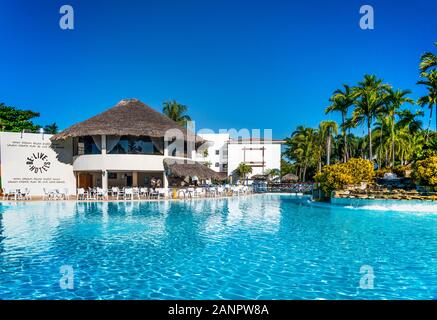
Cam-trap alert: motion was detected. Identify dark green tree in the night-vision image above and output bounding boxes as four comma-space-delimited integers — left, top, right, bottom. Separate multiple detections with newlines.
0, 102, 40, 132
43, 122, 59, 134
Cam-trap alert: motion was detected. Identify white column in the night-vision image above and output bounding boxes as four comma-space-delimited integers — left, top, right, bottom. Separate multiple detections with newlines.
102, 170, 108, 190
163, 171, 169, 188
101, 135, 108, 190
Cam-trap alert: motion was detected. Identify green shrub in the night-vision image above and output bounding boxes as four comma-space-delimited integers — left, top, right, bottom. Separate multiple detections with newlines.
315, 158, 374, 194
393, 165, 411, 178
375, 167, 391, 178
412, 156, 437, 189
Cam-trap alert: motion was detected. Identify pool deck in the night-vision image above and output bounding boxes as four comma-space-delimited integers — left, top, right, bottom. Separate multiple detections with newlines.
0, 192, 309, 204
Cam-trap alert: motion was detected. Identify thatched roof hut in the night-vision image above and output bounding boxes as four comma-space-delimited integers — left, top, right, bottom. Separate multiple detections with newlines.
164, 159, 226, 181
282, 173, 299, 182
51, 98, 203, 142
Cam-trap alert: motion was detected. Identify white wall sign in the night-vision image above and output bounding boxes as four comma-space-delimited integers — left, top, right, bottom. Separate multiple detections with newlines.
0, 132, 75, 195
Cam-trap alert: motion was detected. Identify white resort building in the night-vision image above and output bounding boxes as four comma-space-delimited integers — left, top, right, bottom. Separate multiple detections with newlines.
0, 99, 283, 196
196, 134, 283, 179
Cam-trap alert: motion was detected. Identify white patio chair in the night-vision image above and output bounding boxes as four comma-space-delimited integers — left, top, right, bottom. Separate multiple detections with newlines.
2, 188, 16, 200
177, 188, 187, 199
1, 188, 8, 200
132, 187, 141, 200
86, 188, 95, 200
139, 187, 148, 199
62, 188, 69, 200
43, 188, 55, 200
195, 187, 204, 197
217, 186, 224, 197
151, 188, 162, 199
76, 188, 85, 200
157, 188, 167, 199
96, 187, 106, 200
187, 187, 195, 198
124, 188, 133, 200
110, 187, 118, 199
22, 188, 31, 200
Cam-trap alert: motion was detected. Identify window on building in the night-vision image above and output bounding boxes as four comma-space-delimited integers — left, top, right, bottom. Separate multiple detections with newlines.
215, 162, 219, 167
215, 150, 220, 155
73, 136, 101, 155
107, 136, 163, 155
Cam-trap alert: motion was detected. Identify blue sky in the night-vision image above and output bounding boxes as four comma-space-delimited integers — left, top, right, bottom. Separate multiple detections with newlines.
0, 0, 436, 138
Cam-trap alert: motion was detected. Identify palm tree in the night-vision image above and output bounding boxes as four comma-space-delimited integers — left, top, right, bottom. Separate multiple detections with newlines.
284, 126, 318, 181
397, 109, 424, 134
236, 163, 253, 184
385, 88, 414, 167
319, 120, 338, 165
373, 115, 391, 168
265, 168, 281, 181
325, 84, 354, 162
350, 75, 390, 160
419, 42, 437, 75
417, 70, 437, 138
43, 122, 59, 134
162, 100, 192, 127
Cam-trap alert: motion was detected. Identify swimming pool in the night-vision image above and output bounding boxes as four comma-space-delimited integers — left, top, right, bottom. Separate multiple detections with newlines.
0, 195, 436, 299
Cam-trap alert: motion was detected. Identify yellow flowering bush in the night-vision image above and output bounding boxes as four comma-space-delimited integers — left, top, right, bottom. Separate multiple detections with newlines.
315, 158, 374, 194
412, 156, 437, 189
345, 158, 375, 183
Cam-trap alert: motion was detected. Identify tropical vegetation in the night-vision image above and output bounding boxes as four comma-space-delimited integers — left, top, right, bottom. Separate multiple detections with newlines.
0, 102, 58, 133
412, 156, 437, 190
162, 100, 192, 127
283, 41, 437, 191
314, 158, 374, 194
235, 163, 253, 183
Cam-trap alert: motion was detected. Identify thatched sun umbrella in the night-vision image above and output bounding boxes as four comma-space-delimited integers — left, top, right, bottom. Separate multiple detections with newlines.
164, 159, 226, 181
281, 173, 299, 182
251, 174, 269, 181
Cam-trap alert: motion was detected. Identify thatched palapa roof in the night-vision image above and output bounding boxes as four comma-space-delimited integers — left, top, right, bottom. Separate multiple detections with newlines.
51, 98, 203, 142
164, 159, 226, 181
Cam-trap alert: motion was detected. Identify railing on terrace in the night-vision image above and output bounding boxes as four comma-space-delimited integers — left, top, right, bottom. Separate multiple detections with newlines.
253, 182, 315, 194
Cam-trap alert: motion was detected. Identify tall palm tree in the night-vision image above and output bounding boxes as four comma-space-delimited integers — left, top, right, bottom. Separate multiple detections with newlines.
162, 100, 192, 127
350, 75, 390, 160
373, 114, 390, 168
325, 84, 354, 162
319, 120, 338, 165
417, 70, 437, 138
385, 88, 414, 167
284, 126, 318, 181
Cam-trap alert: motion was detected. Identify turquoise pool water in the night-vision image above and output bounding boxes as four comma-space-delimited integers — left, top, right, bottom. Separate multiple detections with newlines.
0, 195, 436, 300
